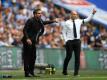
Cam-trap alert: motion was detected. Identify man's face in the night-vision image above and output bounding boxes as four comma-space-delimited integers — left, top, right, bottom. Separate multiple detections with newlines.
34, 10, 42, 19
71, 11, 78, 20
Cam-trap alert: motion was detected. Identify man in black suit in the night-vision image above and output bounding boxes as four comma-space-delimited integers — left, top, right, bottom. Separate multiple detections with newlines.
21, 8, 57, 77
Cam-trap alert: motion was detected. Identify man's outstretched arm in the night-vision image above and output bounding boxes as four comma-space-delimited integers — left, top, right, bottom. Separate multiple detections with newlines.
83, 9, 96, 23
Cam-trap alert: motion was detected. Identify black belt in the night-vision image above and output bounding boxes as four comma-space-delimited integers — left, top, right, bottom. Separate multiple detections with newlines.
67, 39, 80, 42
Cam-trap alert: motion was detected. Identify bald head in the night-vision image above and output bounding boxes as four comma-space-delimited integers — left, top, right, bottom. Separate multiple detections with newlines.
71, 11, 79, 20
71, 11, 78, 15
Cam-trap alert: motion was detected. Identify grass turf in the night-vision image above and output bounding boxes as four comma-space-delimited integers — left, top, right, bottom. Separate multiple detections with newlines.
0, 70, 107, 80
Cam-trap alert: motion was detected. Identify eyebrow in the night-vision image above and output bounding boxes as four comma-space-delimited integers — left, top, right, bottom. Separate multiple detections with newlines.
37, 13, 41, 14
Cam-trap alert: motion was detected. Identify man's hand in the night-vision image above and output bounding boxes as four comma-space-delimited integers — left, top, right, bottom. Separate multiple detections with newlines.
92, 9, 97, 15
27, 39, 32, 45
53, 18, 60, 22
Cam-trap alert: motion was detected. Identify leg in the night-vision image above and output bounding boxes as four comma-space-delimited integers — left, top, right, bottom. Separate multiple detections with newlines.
73, 40, 81, 76
22, 44, 31, 77
63, 41, 73, 75
29, 45, 36, 76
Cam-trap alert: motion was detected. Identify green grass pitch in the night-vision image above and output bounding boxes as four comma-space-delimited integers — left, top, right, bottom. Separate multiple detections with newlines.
0, 70, 107, 80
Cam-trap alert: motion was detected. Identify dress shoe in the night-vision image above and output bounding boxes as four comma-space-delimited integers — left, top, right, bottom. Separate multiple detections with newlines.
25, 72, 31, 77
74, 74, 80, 77
29, 72, 35, 77
62, 71, 68, 75
25, 74, 31, 77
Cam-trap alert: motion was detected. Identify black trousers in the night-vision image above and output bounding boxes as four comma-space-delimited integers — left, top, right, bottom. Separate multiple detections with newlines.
63, 39, 81, 75
22, 42, 36, 75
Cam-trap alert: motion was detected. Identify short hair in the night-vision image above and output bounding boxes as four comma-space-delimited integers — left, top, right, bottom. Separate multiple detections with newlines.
33, 8, 41, 15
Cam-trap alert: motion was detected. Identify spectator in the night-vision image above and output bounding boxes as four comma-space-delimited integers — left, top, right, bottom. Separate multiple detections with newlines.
0, 0, 107, 50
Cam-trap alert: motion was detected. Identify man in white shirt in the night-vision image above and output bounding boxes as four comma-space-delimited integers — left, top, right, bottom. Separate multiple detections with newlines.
62, 9, 96, 76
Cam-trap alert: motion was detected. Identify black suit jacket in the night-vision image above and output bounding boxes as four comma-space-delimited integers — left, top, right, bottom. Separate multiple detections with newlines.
22, 17, 55, 44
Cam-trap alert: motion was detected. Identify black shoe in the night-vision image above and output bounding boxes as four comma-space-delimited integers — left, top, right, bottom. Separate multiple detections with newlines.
29, 72, 35, 77
25, 74, 31, 77
73, 74, 80, 78
74, 73, 80, 77
62, 71, 68, 75
25, 72, 31, 77
31, 74, 36, 77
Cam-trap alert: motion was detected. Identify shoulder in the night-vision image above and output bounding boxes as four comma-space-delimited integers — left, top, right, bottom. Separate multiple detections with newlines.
26, 17, 34, 23
65, 19, 71, 24
76, 19, 82, 21
75, 19, 83, 23
29, 17, 34, 21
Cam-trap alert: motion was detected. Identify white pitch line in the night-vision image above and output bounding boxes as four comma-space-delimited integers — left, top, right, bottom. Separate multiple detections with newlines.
6, 77, 107, 80
37, 78, 71, 80
36, 77, 107, 80
79, 77, 107, 78
79, 77, 107, 79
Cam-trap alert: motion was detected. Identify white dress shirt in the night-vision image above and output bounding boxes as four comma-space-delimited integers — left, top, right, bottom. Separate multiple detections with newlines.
62, 14, 94, 42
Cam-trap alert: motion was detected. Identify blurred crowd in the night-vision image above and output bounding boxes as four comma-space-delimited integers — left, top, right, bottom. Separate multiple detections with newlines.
0, 0, 107, 49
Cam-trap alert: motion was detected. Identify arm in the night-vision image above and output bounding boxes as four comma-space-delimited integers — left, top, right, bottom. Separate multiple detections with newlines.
23, 19, 32, 39
83, 9, 96, 23
62, 23, 68, 43
41, 18, 58, 25
42, 20, 56, 25
23, 19, 33, 45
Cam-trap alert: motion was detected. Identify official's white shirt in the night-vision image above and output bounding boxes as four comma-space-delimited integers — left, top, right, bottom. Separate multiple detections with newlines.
62, 14, 94, 42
